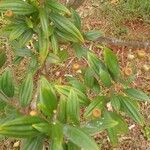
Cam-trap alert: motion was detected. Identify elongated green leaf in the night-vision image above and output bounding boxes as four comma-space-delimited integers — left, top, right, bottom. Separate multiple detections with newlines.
0, 100, 6, 111
19, 29, 33, 47
32, 122, 51, 136
99, 68, 112, 87
58, 97, 67, 124
0, 68, 15, 97
67, 76, 86, 93
56, 30, 79, 43
111, 95, 121, 111
0, 49, 6, 68
50, 13, 84, 43
39, 8, 49, 37
22, 136, 44, 150
84, 96, 106, 118
84, 30, 103, 41
104, 111, 128, 135
119, 96, 144, 125
47, 0, 71, 15
55, 85, 90, 106
47, 53, 61, 64
38, 77, 57, 117
67, 142, 80, 150
84, 68, 94, 88
124, 88, 150, 102
57, 49, 69, 62
104, 47, 120, 79
107, 128, 118, 147
28, 55, 39, 75
71, 9, 81, 30
63, 125, 99, 150
0, 116, 45, 138
0, 0, 37, 15
106, 111, 128, 147
72, 43, 87, 58
38, 29, 49, 65
51, 34, 59, 54
9, 23, 29, 41
19, 74, 33, 107
67, 90, 80, 125
50, 122, 63, 150
82, 115, 118, 135
92, 79, 101, 94
87, 52, 112, 87
15, 47, 32, 57
4, 104, 21, 117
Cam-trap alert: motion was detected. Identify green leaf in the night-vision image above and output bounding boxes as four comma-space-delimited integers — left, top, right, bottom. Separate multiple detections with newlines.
92, 79, 101, 94
50, 122, 63, 150
47, 53, 61, 64
38, 77, 57, 117
84, 68, 95, 88
28, 55, 39, 75
57, 97, 67, 124
124, 88, 150, 102
67, 142, 80, 150
9, 23, 29, 41
0, 0, 37, 15
99, 68, 112, 87
50, 13, 84, 43
111, 95, 121, 111
0, 49, 6, 68
0, 68, 15, 97
32, 122, 51, 136
105, 111, 128, 135
4, 105, 21, 119
0, 100, 6, 111
84, 30, 103, 41
72, 43, 87, 58
104, 47, 120, 79
19, 74, 33, 107
18, 29, 33, 47
63, 125, 99, 150
67, 90, 80, 125
71, 9, 81, 30
84, 96, 106, 118
119, 96, 144, 125
46, 0, 71, 15
56, 30, 79, 43
39, 7, 49, 37
57, 49, 69, 62
55, 85, 90, 106
51, 34, 59, 54
107, 128, 118, 147
87, 52, 112, 87
22, 136, 44, 150
0, 116, 45, 138
82, 114, 118, 135
67, 76, 86, 93
15, 47, 32, 57
38, 29, 49, 65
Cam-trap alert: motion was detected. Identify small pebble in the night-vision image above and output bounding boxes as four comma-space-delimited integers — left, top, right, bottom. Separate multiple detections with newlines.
13, 141, 20, 148
137, 50, 145, 58
127, 54, 135, 60
142, 65, 149, 72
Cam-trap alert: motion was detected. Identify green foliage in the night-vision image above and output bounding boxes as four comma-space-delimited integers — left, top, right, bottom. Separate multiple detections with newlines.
0, 0, 149, 149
